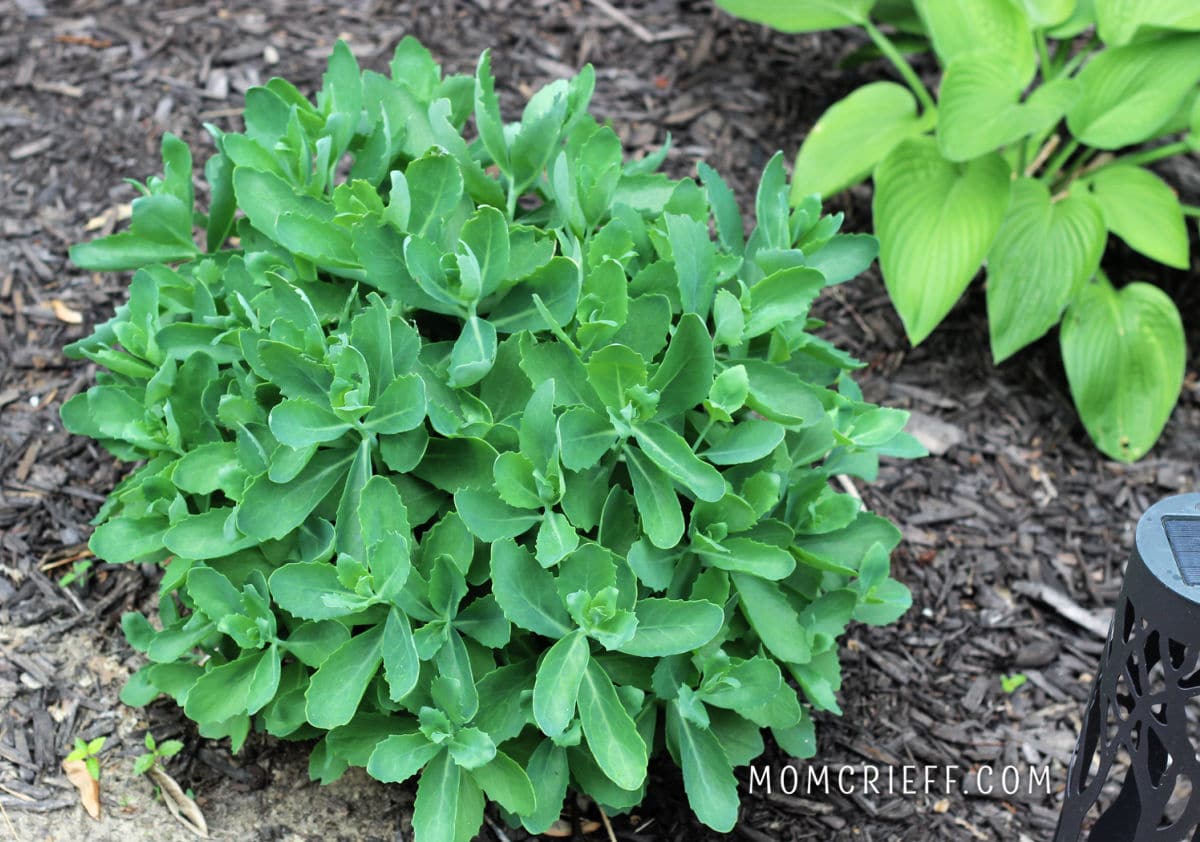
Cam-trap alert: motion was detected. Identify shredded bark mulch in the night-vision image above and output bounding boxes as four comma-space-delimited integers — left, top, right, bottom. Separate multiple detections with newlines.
2, 1, 1198, 840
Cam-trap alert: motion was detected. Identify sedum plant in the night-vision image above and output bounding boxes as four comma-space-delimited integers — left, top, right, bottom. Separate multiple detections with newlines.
64, 38, 921, 840
716, 0, 1198, 462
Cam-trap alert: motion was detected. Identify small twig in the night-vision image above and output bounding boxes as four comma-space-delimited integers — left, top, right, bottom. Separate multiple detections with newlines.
598, 804, 618, 842
0, 798, 19, 842
585, 0, 655, 43
483, 815, 512, 842
1024, 134, 1060, 178
836, 474, 862, 501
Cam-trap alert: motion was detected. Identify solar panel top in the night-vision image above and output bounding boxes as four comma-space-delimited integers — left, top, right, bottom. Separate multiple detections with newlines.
1164, 516, 1200, 587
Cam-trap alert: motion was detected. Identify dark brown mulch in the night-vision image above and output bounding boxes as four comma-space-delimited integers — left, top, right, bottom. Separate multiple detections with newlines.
2, 1, 1198, 840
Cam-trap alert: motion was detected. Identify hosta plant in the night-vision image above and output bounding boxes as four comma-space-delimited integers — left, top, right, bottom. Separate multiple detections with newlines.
64, 38, 921, 840
717, 0, 1198, 462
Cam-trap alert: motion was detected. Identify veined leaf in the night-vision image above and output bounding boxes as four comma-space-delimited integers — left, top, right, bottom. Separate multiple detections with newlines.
1061, 279, 1185, 462
715, 0, 872, 32
1085, 165, 1190, 269
874, 138, 1011, 345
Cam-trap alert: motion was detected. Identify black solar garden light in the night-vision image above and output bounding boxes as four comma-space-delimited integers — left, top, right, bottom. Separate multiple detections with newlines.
1055, 493, 1200, 841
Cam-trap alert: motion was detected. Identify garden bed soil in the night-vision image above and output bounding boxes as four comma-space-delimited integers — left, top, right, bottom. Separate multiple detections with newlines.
2, 1, 1199, 840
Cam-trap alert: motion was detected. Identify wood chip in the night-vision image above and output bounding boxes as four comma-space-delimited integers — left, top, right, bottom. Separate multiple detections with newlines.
1012, 580, 1113, 640
49, 299, 83, 325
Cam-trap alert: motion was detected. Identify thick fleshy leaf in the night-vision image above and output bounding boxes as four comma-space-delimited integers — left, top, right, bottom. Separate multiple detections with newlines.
305, 624, 385, 729
791, 82, 930, 201
577, 659, 648, 790
632, 422, 725, 503
412, 750, 485, 842
239, 448, 356, 541
491, 539, 573, 637
533, 631, 590, 736
1061, 280, 1185, 462
667, 703, 739, 832
985, 178, 1106, 362
1066, 35, 1200, 149
1085, 165, 1190, 269
619, 599, 724, 657
471, 752, 537, 815
715, 0, 873, 32
625, 447, 684, 550
874, 138, 1011, 344
367, 733, 440, 783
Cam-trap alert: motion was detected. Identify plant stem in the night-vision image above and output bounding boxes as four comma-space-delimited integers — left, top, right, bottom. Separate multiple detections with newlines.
1111, 140, 1191, 169
1036, 32, 1053, 82
1059, 37, 1098, 78
862, 20, 937, 114
691, 417, 716, 453
1183, 204, 1200, 218
1040, 138, 1080, 183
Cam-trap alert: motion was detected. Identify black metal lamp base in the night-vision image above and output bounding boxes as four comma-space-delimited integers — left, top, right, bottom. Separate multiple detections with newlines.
1055, 493, 1200, 842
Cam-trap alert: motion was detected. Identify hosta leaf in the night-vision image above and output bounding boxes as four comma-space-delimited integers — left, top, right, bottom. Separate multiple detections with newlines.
937, 55, 1078, 162
1021, 0, 1075, 27
577, 659, 648, 791
715, 0, 873, 32
874, 138, 1011, 345
986, 178, 1106, 362
791, 82, 930, 201
1066, 35, 1200, 149
1085, 165, 1190, 269
916, 0, 1036, 82
1095, 0, 1200, 45
1061, 280, 1185, 462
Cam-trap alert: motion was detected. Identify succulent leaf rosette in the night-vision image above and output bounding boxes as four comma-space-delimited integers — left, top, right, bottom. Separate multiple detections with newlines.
64, 38, 921, 841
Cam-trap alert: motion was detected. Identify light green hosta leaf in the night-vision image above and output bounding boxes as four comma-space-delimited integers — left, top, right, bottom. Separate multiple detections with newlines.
916, 0, 1036, 82
791, 82, 931, 202
1061, 280, 1185, 462
667, 703, 739, 832
985, 178, 1106, 362
533, 630, 590, 736
937, 55, 1078, 161
1085, 166, 1190, 269
874, 138, 1011, 344
1021, 0, 1075, 27
715, 0, 873, 32
1095, 0, 1200, 45
1067, 35, 1200, 149
577, 659, 648, 791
